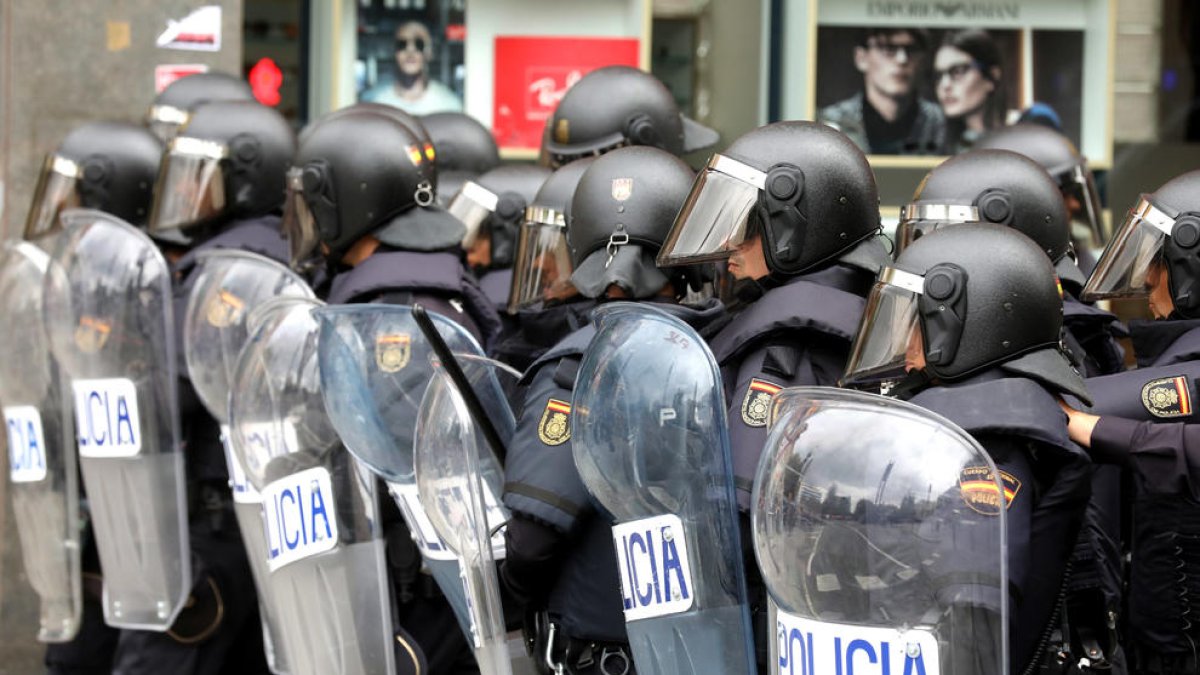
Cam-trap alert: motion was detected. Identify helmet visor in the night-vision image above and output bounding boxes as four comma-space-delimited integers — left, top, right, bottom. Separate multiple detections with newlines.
544, 132, 629, 169
1080, 196, 1174, 302
448, 180, 497, 249
842, 268, 925, 388
895, 203, 980, 253
508, 207, 574, 312
148, 136, 228, 234
23, 155, 82, 241
145, 104, 191, 143
281, 167, 321, 268
657, 154, 765, 267
1059, 163, 1105, 248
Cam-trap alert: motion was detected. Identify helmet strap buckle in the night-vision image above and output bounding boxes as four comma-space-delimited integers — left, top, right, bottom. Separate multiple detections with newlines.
414, 180, 435, 208
605, 231, 630, 268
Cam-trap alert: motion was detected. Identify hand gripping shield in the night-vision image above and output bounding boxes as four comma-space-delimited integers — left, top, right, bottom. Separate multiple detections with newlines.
183, 250, 314, 673
571, 303, 757, 675
229, 297, 398, 675
753, 388, 1009, 675
314, 304, 512, 647
41, 209, 190, 630
0, 241, 81, 641
415, 358, 517, 675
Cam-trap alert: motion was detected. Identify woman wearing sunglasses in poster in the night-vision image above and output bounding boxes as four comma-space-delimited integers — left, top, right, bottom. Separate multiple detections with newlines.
363, 20, 463, 115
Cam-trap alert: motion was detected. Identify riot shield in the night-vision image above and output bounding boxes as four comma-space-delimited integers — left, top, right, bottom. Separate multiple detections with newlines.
229, 296, 397, 675
754, 388, 1009, 675
41, 209, 190, 630
414, 360, 515, 675
182, 249, 314, 674
571, 303, 757, 675
0, 241, 81, 642
313, 304, 512, 649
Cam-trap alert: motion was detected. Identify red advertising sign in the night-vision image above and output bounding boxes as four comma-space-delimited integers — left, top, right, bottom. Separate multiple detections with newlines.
493, 36, 640, 151
154, 64, 209, 93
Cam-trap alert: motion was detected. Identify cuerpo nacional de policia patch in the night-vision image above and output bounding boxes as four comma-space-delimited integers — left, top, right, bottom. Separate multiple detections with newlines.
538, 398, 572, 446
375, 333, 411, 373
741, 378, 782, 428
1141, 375, 1193, 419
959, 466, 1022, 516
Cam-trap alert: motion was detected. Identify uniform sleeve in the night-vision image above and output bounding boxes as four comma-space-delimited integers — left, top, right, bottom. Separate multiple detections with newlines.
1091, 415, 1200, 498
499, 515, 568, 610
726, 339, 848, 509
501, 361, 593, 533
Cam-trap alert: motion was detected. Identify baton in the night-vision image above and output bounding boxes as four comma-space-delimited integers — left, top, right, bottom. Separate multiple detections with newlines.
412, 304, 509, 466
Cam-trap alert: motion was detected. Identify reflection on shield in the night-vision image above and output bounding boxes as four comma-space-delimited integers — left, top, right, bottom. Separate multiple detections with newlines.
74, 316, 111, 353
375, 334, 411, 373
205, 290, 246, 328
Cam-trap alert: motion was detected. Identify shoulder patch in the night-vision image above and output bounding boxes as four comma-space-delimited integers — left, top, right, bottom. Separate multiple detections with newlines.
1141, 376, 1193, 419
741, 378, 782, 428
959, 466, 1022, 516
375, 333, 411, 373
538, 398, 572, 446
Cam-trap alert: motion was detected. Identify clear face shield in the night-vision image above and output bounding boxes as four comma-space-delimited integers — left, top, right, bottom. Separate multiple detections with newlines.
145, 104, 191, 143
894, 203, 980, 253
447, 180, 499, 250
1057, 163, 1106, 248
1081, 196, 1174, 302
507, 206, 575, 312
23, 155, 83, 241
147, 136, 228, 235
280, 167, 322, 269
657, 154, 766, 267
842, 267, 927, 389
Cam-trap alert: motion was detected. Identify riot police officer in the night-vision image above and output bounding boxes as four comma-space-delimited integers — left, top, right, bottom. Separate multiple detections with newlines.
108, 99, 296, 675
283, 107, 497, 673
490, 158, 596, 372
843, 224, 1094, 674
283, 108, 500, 345
447, 164, 551, 309
145, 71, 256, 142
501, 146, 725, 674
896, 150, 1127, 671
20, 120, 163, 675
540, 65, 718, 168
420, 111, 502, 205
1058, 170, 1200, 674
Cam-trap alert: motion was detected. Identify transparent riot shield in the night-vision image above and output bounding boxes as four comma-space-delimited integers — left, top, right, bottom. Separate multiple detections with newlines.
41, 209, 190, 630
754, 388, 1009, 675
313, 304, 512, 647
229, 297, 396, 675
183, 250, 314, 674
0, 241, 81, 642
415, 360, 515, 675
571, 303, 757, 675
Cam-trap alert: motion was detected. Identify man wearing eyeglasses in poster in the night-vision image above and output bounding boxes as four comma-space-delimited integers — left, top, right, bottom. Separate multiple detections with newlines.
363, 20, 463, 114
819, 27, 945, 155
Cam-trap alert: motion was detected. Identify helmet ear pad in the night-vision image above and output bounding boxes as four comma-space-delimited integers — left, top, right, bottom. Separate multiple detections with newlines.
1166, 212, 1200, 317
299, 161, 341, 246
755, 163, 809, 275
918, 263, 969, 369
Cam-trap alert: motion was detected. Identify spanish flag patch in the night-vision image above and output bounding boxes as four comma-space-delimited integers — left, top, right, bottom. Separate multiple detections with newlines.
741, 378, 782, 428
959, 466, 1022, 515
538, 398, 572, 446
1141, 376, 1193, 419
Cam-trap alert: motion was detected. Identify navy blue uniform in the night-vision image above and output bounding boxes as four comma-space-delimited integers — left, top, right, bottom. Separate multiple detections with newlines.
1081, 319, 1200, 673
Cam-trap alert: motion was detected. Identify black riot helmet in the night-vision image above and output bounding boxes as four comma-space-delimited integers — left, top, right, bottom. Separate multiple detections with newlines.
898, 149, 1083, 289
449, 164, 551, 271
145, 72, 255, 142
566, 146, 695, 299
282, 109, 463, 268
542, 66, 719, 168
509, 158, 595, 312
658, 121, 885, 278
421, 112, 501, 203
24, 121, 163, 240
147, 100, 295, 246
1083, 170, 1200, 319
844, 224, 1089, 402
301, 103, 438, 188
975, 123, 1106, 247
